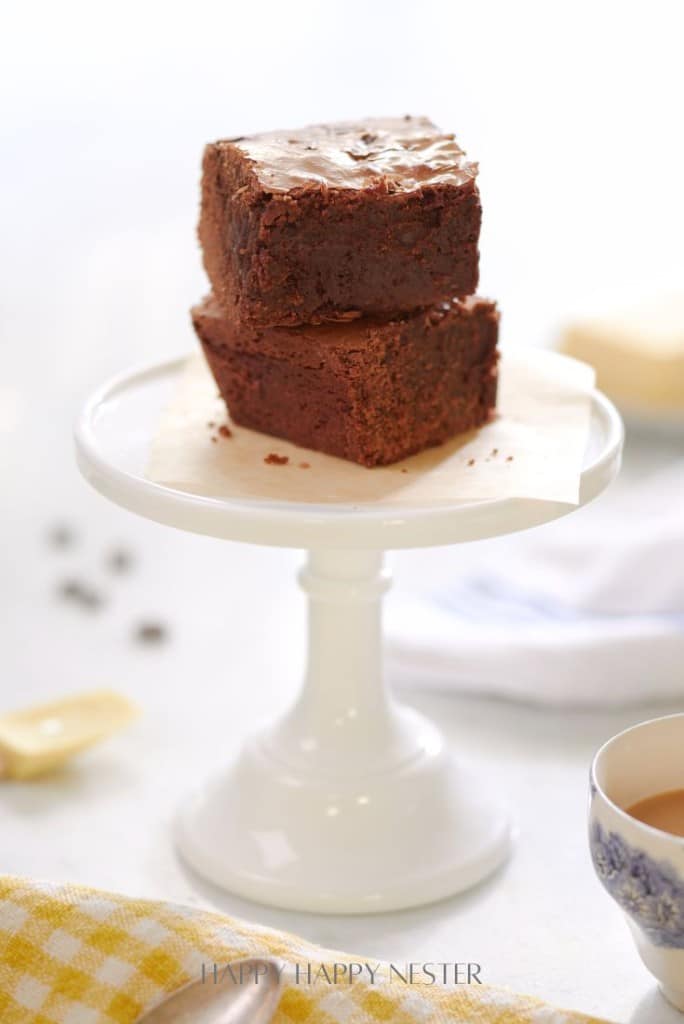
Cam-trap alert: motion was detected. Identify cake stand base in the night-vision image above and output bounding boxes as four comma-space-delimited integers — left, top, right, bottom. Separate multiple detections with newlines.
178, 550, 509, 913
178, 728, 509, 914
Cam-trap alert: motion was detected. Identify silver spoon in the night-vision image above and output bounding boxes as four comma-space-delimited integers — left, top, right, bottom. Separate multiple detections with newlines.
136, 958, 282, 1023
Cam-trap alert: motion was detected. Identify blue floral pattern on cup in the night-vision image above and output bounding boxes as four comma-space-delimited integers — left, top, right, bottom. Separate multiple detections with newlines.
590, 821, 684, 947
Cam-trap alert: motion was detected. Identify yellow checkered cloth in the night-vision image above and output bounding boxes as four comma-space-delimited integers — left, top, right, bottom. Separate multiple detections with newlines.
0, 876, 612, 1024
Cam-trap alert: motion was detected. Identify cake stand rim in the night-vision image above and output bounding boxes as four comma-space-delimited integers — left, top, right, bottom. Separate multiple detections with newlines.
74, 351, 624, 549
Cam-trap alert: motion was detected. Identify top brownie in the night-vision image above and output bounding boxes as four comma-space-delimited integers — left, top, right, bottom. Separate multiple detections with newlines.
199, 116, 481, 326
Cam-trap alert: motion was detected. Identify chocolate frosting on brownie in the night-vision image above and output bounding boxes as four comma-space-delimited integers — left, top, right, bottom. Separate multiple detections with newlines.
221, 116, 477, 192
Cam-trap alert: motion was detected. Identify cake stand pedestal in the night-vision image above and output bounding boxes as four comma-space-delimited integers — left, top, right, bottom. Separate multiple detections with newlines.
75, 354, 622, 913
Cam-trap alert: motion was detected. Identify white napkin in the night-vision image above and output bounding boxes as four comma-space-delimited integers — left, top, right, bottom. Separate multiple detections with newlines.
386, 459, 684, 707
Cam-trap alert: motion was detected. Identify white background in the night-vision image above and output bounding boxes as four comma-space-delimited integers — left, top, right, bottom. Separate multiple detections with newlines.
2, 2, 684, 1021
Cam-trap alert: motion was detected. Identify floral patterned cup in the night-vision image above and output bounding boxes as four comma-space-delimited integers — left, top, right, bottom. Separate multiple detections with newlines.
589, 713, 684, 1011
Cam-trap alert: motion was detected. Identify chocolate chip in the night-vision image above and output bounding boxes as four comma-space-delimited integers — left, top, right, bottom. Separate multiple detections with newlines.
107, 548, 134, 574
80, 588, 104, 611
134, 622, 168, 645
57, 579, 82, 600
48, 524, 76, 549
57, 579, 104, 611
218, 424, 232, 438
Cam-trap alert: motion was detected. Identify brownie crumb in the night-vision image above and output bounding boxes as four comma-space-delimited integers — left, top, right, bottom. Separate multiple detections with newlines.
299, 461, 310, 469
48, 524, 76, 549
207, 420, 216, 428
218, 424, 232, 438
427, 308, 445, 326
107, 548, 134, 574
210, 435, 218, 443
506, 455, 514, 462
400, 468, 408, 474
134, 622, 168, 645
490, 448, 499, 457
57, 579, 104, 611
264, 453, 289, 466
467, 458, 476, 467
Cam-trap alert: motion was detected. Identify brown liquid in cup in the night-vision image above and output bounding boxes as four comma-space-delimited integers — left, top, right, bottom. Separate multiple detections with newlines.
627, 788, 684, 837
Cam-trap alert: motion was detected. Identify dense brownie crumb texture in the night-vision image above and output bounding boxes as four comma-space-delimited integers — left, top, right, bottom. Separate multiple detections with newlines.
193, 295, 498, 467
191, 115, 500, 467
199, 116, 481, 326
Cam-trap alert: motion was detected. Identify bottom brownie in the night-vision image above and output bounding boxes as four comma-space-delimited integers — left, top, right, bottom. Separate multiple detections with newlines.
192, 295, 499, 467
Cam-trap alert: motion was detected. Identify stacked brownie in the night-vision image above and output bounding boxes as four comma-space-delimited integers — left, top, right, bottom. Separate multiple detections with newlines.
191, 116, 499, 467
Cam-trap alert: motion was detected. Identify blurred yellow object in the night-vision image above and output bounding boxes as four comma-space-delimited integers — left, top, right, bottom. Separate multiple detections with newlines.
0, 690, 138, 779
560, 292, 684, 413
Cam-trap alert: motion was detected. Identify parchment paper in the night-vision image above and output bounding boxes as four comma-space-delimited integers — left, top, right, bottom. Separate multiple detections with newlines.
147, 350, 594, 506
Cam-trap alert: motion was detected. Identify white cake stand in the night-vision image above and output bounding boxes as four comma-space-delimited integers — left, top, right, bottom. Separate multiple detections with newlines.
75, 353, 623, 914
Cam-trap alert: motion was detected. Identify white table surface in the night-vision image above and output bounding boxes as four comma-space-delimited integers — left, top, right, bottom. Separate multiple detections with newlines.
3, 5, 683, 1017
2, 410, 683, 1023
